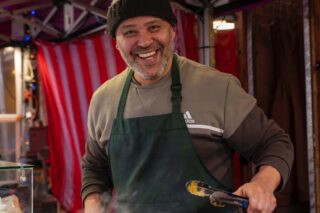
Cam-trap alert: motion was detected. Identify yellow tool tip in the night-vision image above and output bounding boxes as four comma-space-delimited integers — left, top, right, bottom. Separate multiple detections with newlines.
186, 180, 207, 197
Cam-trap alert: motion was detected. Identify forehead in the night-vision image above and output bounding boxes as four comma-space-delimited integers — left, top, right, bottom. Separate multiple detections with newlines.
117, 16, 166, 29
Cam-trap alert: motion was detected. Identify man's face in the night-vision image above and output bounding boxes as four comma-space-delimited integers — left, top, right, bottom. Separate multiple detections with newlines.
115, 16, 175, 85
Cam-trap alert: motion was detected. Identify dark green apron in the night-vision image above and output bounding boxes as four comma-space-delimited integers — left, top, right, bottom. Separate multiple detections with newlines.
109, 56, 237, 212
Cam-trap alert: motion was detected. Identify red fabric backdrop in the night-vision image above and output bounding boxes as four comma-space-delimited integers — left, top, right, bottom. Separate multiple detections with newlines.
215, 30, 238, 78
36, 10, 198, 212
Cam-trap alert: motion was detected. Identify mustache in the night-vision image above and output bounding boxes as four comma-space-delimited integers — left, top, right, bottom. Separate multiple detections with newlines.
131, 42, 163, 55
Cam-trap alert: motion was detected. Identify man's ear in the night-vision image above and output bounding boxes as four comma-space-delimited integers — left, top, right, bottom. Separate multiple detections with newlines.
115, 41, 119, 50
171, 26, 176, 39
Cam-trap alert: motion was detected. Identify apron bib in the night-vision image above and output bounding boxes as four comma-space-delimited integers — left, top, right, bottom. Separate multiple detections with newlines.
109, 56, 238, 212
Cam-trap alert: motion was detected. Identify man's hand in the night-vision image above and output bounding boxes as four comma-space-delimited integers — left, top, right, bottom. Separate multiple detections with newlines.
233, 165, 281, 213
84, 193, 104, 213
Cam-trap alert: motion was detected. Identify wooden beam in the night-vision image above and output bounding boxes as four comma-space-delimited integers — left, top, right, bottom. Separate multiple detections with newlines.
68, 0, 107, 19
66, 0, 99, 36
0, 0, 34, 8
79, 24, 106, 38
34, 6, 58, 37
0, 8, 62, 37
213, 0, 272, 18
13, 14, 62, 37
171, 0, 203, 15
12, 2, 53, 14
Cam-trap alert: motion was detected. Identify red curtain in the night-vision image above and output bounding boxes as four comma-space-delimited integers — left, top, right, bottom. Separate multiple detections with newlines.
215, 30, 238, 78
174, 9, 199, 61
36, 9, 198, 212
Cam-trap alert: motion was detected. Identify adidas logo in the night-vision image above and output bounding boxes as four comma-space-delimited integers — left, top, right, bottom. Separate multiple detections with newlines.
184, 111, 195, 124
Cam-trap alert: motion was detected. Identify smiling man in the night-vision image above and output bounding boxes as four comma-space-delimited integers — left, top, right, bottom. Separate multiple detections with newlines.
81, 0, 294, 212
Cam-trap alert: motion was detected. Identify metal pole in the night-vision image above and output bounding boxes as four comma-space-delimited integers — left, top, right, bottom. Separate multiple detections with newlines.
246, 13, 254, 96
303, 0, 316, 211
14, 48, 22, 163
202, 6, 215, 67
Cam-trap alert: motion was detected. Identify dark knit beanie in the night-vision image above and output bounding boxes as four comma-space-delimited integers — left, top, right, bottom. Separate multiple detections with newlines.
107, 0, 177, 38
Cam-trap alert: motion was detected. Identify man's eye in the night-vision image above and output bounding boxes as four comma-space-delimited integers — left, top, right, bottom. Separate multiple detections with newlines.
149, 25, 160, 32
123, 30, 136, 37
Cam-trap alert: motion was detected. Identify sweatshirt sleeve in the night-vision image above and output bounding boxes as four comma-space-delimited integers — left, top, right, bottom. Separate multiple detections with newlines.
222, 76, 257, 138
81, 135, 113, 203
81, 99, 113, 204
226, 105, 294, 190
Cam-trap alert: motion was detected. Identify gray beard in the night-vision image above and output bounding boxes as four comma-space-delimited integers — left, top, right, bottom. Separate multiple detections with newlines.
119, 49, 173, 81
130, 54, 168, 80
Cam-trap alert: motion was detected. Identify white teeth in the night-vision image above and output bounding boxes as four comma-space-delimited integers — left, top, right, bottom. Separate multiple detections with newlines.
139, 51, 156, 58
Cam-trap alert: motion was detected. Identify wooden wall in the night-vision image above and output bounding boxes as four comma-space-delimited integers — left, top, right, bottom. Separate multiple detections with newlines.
246, 0, 309, 212
234, 0, 319, 211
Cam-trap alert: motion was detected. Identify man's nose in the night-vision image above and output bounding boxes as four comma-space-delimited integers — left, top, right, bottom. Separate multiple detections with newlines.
137, 31, 153, 47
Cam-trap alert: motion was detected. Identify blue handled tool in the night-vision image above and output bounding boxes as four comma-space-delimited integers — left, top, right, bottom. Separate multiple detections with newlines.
185, 180, 249, 209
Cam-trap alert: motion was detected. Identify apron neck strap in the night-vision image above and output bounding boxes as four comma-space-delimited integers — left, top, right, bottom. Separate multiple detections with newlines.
170, 55, 182, 113
117, 69, 133, 120
116, 55, 182, 119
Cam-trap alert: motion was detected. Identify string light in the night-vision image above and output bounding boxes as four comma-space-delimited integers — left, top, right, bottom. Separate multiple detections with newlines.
24, 35, 32, 42
213, 20, 235, 30
31, 10, 37, 17
213, 15, 236, 31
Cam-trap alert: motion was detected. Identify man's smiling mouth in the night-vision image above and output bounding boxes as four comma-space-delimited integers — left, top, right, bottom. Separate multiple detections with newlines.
138, 51, 157, 58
